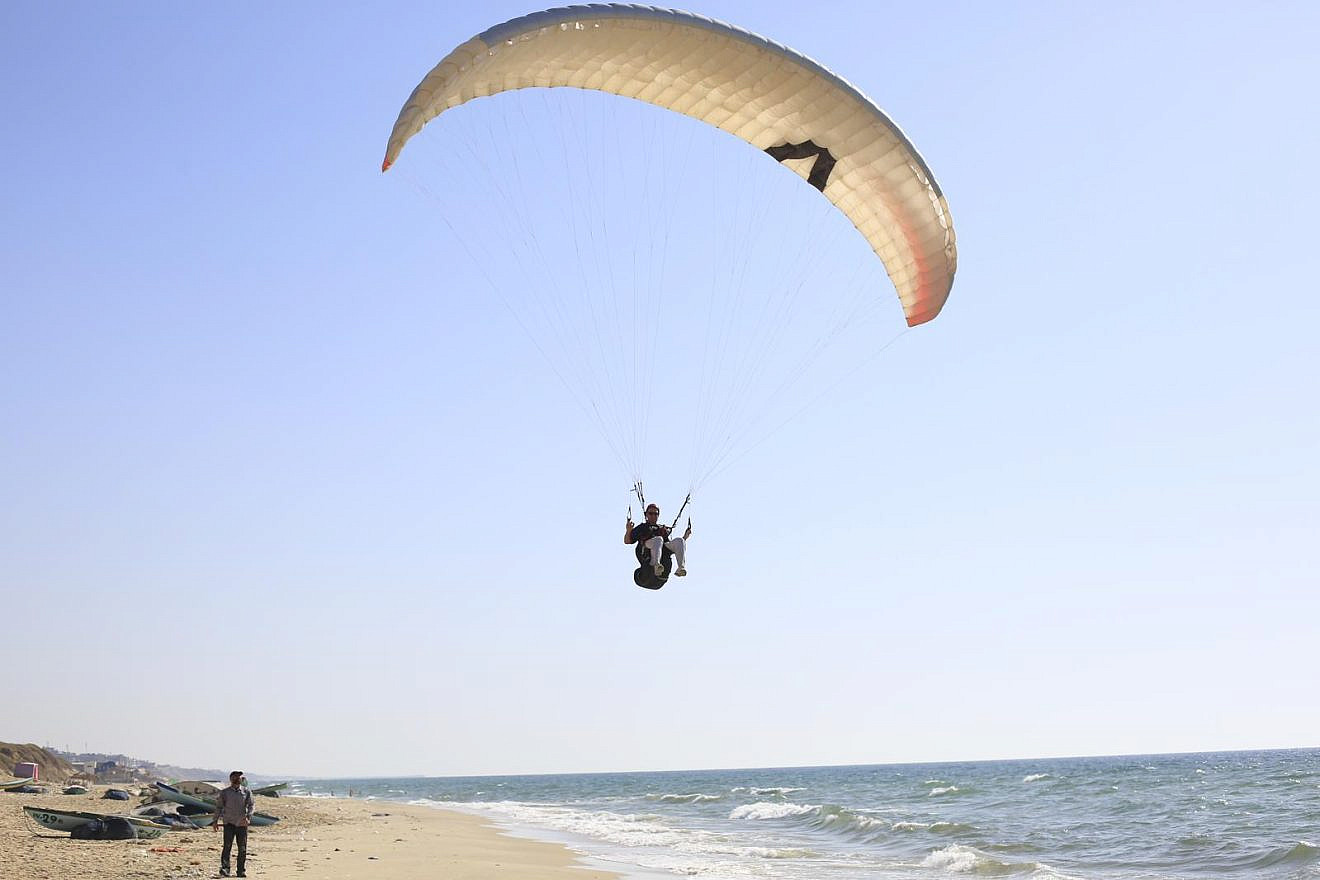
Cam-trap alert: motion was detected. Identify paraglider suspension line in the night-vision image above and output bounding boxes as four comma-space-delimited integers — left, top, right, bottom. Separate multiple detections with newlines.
670, 493, 691, 530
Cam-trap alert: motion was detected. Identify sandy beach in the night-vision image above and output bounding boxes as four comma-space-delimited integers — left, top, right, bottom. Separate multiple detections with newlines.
0, 787, 620, 880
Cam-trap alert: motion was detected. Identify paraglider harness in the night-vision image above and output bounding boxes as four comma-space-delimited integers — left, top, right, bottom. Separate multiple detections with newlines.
630, 484, 689, 590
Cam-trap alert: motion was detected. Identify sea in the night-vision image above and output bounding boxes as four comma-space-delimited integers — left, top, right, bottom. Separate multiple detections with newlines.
290, 749, 1319, 880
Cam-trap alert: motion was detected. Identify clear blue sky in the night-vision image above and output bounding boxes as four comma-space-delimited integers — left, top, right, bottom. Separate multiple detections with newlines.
2, 1, 1316, 777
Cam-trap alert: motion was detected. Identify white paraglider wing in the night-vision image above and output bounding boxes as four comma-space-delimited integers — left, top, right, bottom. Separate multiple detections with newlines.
382, 4, 956, 326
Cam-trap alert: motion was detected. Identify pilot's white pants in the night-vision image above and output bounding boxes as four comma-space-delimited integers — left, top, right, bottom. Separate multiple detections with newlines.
644, 535, 686, 570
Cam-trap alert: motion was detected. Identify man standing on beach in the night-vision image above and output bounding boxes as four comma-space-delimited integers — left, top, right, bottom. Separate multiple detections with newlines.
211, 770, 254, 877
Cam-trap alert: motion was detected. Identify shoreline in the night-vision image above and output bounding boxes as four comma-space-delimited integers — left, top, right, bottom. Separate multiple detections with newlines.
0, 786, 622, 880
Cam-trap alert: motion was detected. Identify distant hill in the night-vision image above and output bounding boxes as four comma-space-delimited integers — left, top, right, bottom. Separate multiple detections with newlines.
0, 742, 75, 782
2, 742, 278, 785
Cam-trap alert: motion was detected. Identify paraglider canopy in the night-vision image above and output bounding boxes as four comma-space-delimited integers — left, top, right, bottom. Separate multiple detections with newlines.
382, 3, 957, 327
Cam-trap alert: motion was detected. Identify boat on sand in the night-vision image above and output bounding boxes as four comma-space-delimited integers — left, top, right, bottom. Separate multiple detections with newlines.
176, 779, 289, 798
153, 782, 279, 826
22, 806, 171, 839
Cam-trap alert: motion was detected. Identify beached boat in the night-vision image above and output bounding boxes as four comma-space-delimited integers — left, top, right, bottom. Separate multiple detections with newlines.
176, 779, 289, 798
154, 782, 279, 826
154, 781, 217, 807
22, 806, 171, 839
178, 809, 282, 828
1, 777, 36, 791
176, 811, 274, 828
61, 784, 88, 795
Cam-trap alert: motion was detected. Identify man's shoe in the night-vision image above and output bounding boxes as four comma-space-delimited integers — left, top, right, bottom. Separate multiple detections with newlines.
675, 567, 687, 577
653, 563, 665, 577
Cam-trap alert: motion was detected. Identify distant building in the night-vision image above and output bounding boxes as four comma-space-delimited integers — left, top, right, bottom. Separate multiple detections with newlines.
95, 760, 134, 782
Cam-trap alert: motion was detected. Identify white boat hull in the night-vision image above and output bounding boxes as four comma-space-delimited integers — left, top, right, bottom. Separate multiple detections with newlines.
23, 806, 170, 839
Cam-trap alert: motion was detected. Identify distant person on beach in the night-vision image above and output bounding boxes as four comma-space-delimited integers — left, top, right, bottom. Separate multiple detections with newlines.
211, 770, 254, 877
625, 502, 692, 581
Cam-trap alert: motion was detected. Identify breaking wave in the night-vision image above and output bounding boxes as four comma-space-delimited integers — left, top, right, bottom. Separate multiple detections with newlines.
729, 802, 819, 821
893, 821, 929, 832
922, 844, 1039, 875
1022, 773, 1051, 783
729, 801, 896, 843
647, 792, 724, 804
1244, 841, 1320, 870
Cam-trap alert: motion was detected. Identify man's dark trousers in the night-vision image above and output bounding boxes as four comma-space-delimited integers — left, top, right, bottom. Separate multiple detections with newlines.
222, 822, 248, 876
